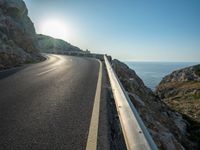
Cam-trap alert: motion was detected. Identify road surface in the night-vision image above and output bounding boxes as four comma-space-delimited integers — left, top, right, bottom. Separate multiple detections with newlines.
0, 54, 102, 150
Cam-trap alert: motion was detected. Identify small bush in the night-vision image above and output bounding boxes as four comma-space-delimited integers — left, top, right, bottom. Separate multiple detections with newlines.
194, 65, 200, 77
193, 94, 200, 99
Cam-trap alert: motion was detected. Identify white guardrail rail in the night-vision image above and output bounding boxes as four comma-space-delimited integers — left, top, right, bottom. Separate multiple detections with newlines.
104, 55, 158, 150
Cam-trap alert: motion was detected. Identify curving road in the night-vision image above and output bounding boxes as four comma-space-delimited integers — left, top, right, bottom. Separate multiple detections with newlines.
0, 54, 101, 150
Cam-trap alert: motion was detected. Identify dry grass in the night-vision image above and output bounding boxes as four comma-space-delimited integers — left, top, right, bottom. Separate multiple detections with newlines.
159, 81, 200, 122
158, 81, 200, 90
165, 96, 200, 123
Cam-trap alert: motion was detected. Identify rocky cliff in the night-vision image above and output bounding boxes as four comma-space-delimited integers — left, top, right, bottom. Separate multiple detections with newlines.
156, 64, 200, 146
156, 64, 200, 122
156, 65, 200, 122
0, 0, 42, 70
112, 60, 198, 149
37, 34, 82, 53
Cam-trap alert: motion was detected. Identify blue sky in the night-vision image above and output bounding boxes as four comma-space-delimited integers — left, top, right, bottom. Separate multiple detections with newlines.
24, 0, 200, 62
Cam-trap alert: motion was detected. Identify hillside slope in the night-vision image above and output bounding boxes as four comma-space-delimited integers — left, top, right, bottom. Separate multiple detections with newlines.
37, 34, 82, 53
0, 0, 43, 70
156, 64, 200, 122
155, 64, 200, 145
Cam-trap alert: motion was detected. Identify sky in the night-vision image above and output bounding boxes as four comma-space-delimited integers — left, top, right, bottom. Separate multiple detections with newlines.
24, 0, 200, 62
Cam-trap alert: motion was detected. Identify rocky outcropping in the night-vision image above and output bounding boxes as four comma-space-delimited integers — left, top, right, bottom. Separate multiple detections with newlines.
112, 59, 198, 149
158, 64, 200, 84
0, 0, 42, 70
156, 65, 200, 122
37, 34, 82, 53
156, 64, 200, 147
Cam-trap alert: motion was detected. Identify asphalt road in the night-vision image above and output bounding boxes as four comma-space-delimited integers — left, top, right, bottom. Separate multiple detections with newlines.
0, 54, 100, 150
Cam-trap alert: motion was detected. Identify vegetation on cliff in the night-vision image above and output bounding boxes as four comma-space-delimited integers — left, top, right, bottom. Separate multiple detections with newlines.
156, 64, 200, 122
156, 64, 200, 146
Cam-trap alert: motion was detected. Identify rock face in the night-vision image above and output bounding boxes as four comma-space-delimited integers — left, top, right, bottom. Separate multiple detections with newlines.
37, 34, 82, 53
158, 65, 200, 84
0, 0, 42, 70
112, 59, 198, 149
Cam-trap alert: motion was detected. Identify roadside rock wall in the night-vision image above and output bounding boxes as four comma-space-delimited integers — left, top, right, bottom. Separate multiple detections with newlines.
0, 0, 42, 70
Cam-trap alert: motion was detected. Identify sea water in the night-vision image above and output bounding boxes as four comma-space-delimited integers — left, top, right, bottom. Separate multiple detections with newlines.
125, 61, 200, 91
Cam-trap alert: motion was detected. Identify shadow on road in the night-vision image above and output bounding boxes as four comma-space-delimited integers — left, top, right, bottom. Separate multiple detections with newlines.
0, 66, 27, 80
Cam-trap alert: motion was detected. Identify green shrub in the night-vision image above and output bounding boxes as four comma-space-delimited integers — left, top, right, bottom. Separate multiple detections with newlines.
193, 94, 200, 99
194, 65, 200, 77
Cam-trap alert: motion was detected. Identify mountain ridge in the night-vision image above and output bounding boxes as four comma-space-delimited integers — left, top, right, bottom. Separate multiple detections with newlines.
37, 34, 82, 53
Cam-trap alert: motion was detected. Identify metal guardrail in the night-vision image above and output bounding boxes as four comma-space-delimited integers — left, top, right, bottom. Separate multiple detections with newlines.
104, 55, 158, 150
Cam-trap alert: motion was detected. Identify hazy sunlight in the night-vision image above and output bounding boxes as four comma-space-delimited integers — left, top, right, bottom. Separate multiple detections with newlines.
39, 19, 72, 41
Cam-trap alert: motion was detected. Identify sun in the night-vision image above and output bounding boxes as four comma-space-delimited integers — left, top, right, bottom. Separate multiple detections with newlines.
39, 19, 72, 41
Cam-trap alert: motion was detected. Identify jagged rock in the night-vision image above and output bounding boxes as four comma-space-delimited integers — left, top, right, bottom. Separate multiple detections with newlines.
112, 59, 198, 149
159, 65, 200, 84
0, 0, 42, 70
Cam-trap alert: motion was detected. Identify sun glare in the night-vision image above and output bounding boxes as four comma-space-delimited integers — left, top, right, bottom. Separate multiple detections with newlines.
39, 19, 72, 41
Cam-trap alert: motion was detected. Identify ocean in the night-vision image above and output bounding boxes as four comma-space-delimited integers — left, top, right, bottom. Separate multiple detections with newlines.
125, 61, 200, 91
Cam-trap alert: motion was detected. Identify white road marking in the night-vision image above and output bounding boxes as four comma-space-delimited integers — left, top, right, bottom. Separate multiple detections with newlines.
37, 68, 57, 76
86, 60, 102, 150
